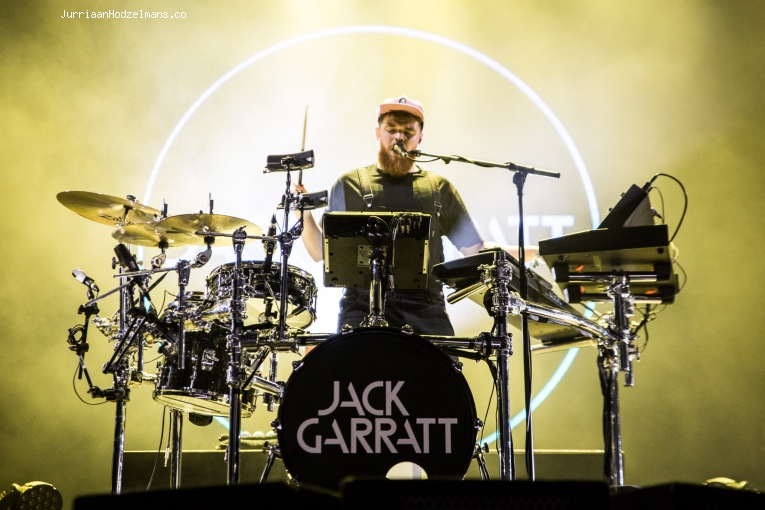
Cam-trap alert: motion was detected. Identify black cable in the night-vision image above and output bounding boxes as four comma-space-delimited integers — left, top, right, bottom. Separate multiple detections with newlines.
146, 407, 168, 490
479, 358, 498, 447
71, 365, 106, 406
648, 173, 688, 242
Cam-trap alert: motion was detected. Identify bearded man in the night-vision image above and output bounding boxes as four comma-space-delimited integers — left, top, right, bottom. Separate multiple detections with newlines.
297, 95, 487, 335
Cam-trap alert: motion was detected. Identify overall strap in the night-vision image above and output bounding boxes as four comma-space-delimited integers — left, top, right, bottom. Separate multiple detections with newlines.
413, 167, 442, 217
356, 164, 375, 209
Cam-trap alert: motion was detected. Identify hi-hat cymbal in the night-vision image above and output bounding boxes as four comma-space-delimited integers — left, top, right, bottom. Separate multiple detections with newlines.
156, 214, 262, 246
112, 223, 183, 248
57, 191, 161, 226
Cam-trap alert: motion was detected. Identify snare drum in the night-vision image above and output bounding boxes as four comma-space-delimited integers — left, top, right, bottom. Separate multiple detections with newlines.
274, 328, 479, 489
205, 261, 317, 329
153, 326, 256, 417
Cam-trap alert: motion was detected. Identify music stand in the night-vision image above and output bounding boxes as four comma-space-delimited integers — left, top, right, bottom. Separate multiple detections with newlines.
322, 212, 431, 290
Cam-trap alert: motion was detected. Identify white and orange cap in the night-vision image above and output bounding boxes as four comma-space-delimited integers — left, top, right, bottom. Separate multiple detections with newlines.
377, 95, 425, 124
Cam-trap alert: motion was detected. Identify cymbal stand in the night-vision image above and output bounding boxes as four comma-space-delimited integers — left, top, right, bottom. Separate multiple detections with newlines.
478, 250, 520, 481
225, 227, 248, 485
274, 162, 305, 341
167, 257, 194, 490
107, 261, 133, 494
69, 262, 138, 494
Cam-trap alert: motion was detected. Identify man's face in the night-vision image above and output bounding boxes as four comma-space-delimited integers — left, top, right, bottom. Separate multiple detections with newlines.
375, 115, 423, 177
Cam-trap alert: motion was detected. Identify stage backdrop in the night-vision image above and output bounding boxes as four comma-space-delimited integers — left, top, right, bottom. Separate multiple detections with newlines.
2, 1, 764, 508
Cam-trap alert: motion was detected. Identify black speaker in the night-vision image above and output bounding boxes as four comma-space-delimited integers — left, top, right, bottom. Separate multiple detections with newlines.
74, 482, 340, 510
342, 479, 610, 510
611, 483, 765, 510
122, 448, 604, 492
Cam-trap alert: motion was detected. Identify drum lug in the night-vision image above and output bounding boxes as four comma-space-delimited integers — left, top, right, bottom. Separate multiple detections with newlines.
400, 324, 414, 335
201, 349, 218, 371
271, 418, 282, 430
292, 360, 304, 372
340, 324, 353, 334
474, 418, 484, 431
453, 360, 464, 373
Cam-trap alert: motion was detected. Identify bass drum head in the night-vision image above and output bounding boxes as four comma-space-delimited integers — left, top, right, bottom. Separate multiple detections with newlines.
276, 328, 478, 489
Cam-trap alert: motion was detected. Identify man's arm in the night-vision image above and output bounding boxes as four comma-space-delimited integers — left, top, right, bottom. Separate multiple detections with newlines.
294, 183, 324, 262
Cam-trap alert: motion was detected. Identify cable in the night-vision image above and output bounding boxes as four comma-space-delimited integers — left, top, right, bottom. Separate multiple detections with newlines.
648, 173, 688, 242
146, 407, 168, 490
71, 365, 106, 406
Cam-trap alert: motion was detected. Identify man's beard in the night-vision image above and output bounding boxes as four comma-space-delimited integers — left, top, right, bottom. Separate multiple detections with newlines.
378, 146, 415, 177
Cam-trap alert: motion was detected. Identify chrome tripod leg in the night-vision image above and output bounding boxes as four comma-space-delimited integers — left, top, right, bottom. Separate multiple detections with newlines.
473, 443, 491, 481
170, 409, 183, 489
260, 441, 280, 483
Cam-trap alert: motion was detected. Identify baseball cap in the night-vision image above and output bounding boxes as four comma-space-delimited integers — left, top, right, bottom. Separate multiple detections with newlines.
377, 95, 425, 124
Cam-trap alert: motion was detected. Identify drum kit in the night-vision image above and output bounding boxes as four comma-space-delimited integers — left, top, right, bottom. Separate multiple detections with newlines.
58, 150, 517, 493
59, 152, 673, 493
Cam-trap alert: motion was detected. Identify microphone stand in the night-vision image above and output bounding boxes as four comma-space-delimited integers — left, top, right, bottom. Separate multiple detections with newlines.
408, 148, 560, 481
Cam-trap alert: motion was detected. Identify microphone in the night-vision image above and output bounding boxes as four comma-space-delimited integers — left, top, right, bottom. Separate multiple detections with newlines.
114, 243, 140, 272
114, 243, 151, 297
72, 268, 99, 293
263, 214, 277, 272
392, 141, 409, 158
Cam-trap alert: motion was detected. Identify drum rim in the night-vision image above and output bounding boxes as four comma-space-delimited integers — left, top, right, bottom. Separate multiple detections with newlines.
206, 260, 317, 281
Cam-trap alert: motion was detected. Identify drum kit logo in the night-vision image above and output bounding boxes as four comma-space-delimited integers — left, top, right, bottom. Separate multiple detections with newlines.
296, 379, 460, 455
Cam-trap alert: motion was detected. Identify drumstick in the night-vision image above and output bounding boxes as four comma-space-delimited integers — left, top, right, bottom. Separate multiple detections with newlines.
299, 105, 307, 186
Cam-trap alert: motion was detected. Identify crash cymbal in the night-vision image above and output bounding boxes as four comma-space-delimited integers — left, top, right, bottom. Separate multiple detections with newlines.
112, 223, 184, 248
57, 191, 161, 226
156, 214, 262, 246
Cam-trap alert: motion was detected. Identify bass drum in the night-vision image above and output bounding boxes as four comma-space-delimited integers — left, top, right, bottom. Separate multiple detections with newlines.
275, 328, 479, 489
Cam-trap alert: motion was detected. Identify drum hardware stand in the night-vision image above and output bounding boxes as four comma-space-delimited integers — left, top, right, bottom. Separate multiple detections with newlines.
478, 251, 521, 481
557, 270, 650, 487
473, 442, 491, 481
101, 244, 212, 490
600, 273, 640, 488
169, 409, 183, 489
259, 442, 281, 483
223, 226, 249, 485
67, 259, 136, 493
361, 229, 391, 327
